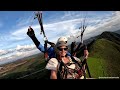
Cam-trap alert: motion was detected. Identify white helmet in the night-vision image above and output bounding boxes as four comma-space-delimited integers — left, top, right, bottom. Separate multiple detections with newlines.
57, 36, 68, 43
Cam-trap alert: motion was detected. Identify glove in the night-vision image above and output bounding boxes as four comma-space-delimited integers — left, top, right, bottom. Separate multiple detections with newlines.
27, 27, 35, 37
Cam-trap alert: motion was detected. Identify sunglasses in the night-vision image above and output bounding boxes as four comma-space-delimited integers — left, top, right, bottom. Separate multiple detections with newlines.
57, 47, 68, 51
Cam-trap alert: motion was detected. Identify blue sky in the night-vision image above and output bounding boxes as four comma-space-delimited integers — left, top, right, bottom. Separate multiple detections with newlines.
0, 11, 120, 65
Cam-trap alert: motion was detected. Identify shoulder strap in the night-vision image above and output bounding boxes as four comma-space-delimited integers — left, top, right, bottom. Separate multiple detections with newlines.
57, 59, 71, 79
57, 60, 64, 79
71, 56, 87, 67
57, 57, 86, 79
71, 56, 86, 79
70, 56, 83, 68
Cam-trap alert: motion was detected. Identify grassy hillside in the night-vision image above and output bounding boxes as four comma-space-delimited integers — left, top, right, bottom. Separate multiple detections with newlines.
98, 31, 120, 45
87, 38, 120, 78
0, 53, 49, 79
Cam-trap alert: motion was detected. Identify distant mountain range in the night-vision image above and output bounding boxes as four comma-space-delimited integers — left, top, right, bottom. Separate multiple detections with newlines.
114, 30, 120, 35
83, 30, 120, 45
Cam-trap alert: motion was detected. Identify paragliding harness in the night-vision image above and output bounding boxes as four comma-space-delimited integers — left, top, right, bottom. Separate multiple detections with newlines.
71, 12, 92, 78
71, 41, 76, 56
72, 39, 91, 78
57, 56, 86, 79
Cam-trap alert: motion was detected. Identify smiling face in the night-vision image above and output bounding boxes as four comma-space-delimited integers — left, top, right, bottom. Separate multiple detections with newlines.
57, 46, 68, 58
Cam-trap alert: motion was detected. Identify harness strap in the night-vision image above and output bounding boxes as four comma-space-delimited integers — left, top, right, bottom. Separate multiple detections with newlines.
57, 56, 86, 79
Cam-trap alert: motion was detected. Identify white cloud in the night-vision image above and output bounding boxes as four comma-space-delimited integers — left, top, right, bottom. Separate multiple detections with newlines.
16, 12, 35, 27
12, 26, 29, 36
10, 11, 116, 45
0, 44, 40, 65
3, 11, 119, 46
16, 44, 35, 51
81, 11, 120, 40
0, 50, 7, 56
0, 44, 36, 56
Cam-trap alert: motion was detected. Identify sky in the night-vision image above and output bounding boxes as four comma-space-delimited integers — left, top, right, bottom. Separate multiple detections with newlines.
0, 11, 120, 65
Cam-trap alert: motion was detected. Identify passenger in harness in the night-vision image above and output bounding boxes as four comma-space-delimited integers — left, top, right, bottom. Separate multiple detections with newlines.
45, 40, 88, 79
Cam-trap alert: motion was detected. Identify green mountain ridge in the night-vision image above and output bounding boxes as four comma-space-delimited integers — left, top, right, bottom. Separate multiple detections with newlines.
98, 31, 120, 45
87, 31, 120, 78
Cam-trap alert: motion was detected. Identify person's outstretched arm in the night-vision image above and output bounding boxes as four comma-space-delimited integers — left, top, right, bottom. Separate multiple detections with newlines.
47, 41, 55, 47
27, 26, 45, 53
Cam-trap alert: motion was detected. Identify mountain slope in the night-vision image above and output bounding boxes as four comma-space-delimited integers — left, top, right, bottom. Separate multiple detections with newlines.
98, 31, 120, 45
0, 53, 49, 79
87, 32, 120, 78
114, 30, 120, 35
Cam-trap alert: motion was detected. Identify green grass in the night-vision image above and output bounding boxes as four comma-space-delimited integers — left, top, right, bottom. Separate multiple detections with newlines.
0, 53, 49, 79
0, 62, 48, 79
86, 57, 107, 78
87, 39, 120, 78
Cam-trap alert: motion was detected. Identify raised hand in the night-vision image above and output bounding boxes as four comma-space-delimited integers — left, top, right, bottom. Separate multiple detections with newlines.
27, 26, 35, 37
